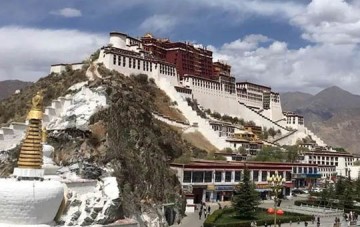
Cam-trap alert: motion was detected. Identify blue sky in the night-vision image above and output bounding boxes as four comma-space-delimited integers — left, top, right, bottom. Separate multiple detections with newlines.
2, 0, 360, 94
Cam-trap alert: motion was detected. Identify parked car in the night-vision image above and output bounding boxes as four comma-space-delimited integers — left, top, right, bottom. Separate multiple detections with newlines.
312, 188, 322, 193
291, 188, 305, 194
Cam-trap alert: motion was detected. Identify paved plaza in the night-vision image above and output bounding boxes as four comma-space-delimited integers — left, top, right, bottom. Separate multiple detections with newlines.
173, 198, 360, 227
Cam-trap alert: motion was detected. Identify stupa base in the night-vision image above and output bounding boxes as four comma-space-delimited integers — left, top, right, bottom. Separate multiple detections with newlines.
13, 168, 44, 179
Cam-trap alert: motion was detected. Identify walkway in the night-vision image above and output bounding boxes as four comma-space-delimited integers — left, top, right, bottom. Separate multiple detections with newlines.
175, 199, 359, 227
173, 203, 221, 227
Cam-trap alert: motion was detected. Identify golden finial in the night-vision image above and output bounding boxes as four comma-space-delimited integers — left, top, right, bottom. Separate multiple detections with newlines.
27, 91, 43, 120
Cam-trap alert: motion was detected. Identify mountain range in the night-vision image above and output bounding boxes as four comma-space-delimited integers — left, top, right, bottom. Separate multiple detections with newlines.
0, 80, 33, 100
281, 86, 360, 154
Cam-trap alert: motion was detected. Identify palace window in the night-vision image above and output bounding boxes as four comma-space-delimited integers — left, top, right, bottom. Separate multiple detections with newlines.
118, 55, 121, 66
215, 171, 222, 182
298, 167, 302, 173
286, 171, 291, 181
183, 171, 191, 183
113, 55, 117, 65
204, 171, 212, 182
192, 171, 204, 183
261, 171, 267, 182
225, 171, 232, 182
235, 171, 241, 182
129, 58, 132, 68
253, 170, 259, 182
150, 62, 152, 72
133, 58, 136, 69
138, 59, 140, 70
123, 56, 126, 67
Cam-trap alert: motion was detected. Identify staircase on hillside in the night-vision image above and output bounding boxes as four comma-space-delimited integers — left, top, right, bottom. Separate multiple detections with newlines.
272, 130, 298, 144
0, 95, 73, 152
238, 102, 289, 131
306, 128, 326, 146
157, 78, 229, 150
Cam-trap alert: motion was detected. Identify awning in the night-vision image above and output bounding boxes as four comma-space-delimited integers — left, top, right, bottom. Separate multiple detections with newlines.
256, 189, 272, 192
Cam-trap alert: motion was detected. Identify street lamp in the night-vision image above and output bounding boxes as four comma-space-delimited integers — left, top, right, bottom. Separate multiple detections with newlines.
267, 174, 285, 227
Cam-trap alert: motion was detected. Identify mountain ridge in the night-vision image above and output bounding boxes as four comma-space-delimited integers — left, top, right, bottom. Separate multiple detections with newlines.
281, 86, 360, 153
0, 80, 33, 100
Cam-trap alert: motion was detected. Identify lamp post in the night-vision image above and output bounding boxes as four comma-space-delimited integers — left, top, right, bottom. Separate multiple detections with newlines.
267, 174, 285, 227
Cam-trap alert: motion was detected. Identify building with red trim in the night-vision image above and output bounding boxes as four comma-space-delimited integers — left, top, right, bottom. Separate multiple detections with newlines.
141, 33, 213, 79
170, 160, 320, 204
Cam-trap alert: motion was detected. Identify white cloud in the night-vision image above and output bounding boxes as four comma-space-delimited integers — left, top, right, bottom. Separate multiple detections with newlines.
139, 14, 177, 34
291, 0, 360, 44
192, 0, 305, 20
0, 26, 106, 81
211, 36, 360, 94
50, 8, 82, 18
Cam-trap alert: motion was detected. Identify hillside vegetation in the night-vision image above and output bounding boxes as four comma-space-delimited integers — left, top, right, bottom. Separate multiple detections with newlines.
0, 68, 87, 125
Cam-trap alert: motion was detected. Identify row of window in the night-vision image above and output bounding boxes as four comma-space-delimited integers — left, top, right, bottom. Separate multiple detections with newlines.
292, 166, 318, 174
183, 170, 292, 183
112, 54, 176, 76
309, 161, 338, 166
113, 55, 153, 72
159, 64, 176, 76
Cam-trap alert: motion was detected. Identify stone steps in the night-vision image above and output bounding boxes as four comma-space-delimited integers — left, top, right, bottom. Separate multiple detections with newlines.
157, 78, 229, 150
0, 95, 74, 151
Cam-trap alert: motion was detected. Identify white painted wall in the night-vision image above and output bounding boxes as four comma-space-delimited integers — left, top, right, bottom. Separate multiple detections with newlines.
0, 179, 64, 225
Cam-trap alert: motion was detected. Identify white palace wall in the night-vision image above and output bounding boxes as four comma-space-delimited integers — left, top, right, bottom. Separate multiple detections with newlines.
98, 50, 178, 87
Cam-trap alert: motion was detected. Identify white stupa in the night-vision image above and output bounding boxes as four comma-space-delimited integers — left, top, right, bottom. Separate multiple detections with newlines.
0, 92, 65, 226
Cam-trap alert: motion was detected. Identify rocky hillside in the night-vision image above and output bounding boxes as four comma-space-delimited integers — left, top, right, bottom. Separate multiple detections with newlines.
0, 80, 33, 100
281, 86, 360, 153
0, 66, 208, 225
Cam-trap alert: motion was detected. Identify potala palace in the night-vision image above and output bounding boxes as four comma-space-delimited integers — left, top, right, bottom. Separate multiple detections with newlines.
51, 32, 325, 150
50, 32, 360, 179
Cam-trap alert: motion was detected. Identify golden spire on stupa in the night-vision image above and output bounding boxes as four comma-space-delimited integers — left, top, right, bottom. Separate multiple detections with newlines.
17, 91, 44, 169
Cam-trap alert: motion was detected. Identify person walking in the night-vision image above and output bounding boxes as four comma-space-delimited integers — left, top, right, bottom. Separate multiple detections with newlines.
304, 221, 308, 227
204, 209, 207, 219
198, 209, 202, 220
208, 206, 211, 214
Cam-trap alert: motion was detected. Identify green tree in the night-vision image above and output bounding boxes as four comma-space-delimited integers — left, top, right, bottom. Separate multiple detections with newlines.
237, 146, 247, 155
268, 127, 277, 138
341, 178, 354, 211
283, 145, 300, 163
319, 187, 329, 206
232, 168, 260, 219
353, 160, 360, 166
335, 177, 346, 198
251, 146, 284, 162
355, 177, 360, 196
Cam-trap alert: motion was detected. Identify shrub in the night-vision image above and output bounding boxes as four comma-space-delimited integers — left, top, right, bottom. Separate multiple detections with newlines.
212, 112, 221, 119
132, 73, 149, 84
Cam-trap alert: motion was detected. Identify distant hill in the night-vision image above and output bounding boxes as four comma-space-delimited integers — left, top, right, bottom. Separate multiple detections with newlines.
281, 86, 360, 154
281, 92, 313, 111
0, 80, 33, 100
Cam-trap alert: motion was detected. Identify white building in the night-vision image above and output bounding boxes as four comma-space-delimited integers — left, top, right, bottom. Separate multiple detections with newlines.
170, 160, 319, 207
301, 150, 354, 178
